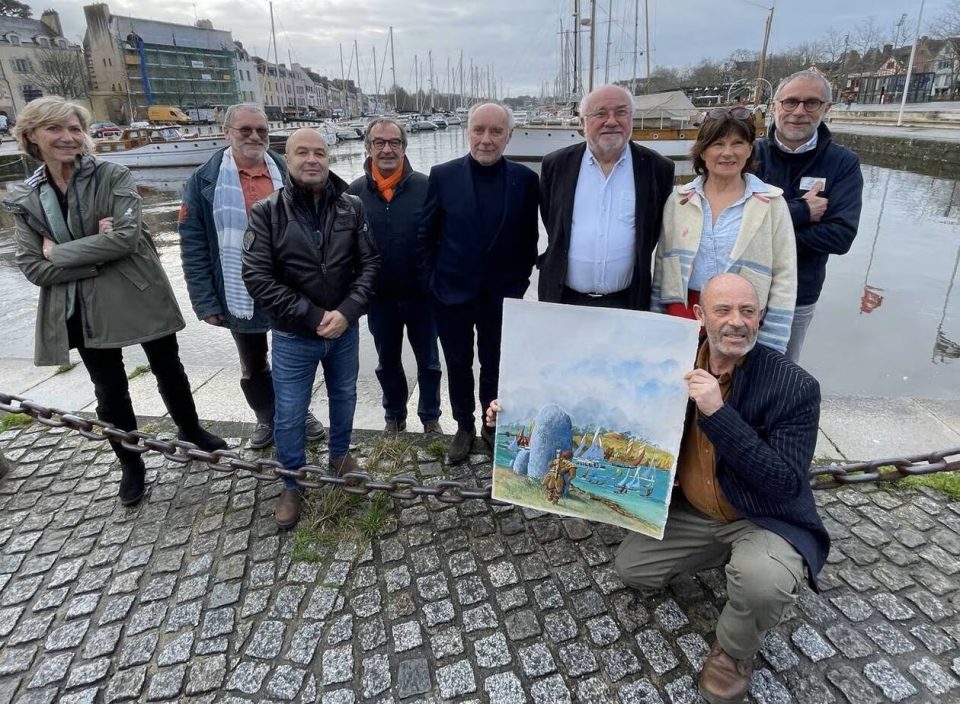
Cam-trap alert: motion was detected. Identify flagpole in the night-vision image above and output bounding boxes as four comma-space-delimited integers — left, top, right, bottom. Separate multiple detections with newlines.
897, 0, 925, 127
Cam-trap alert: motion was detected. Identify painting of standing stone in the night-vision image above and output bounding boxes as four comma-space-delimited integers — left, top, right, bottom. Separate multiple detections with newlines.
492, 299, 701, 538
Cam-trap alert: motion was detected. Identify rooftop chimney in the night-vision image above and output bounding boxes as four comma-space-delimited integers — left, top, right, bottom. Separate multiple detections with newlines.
40, 9, 62, 36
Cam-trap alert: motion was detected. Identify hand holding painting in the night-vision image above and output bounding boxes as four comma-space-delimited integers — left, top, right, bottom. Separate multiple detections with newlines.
684, 369, 723, 416
484, 400, 501, 428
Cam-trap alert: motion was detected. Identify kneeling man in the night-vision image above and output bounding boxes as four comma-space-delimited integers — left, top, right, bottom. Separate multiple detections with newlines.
614, 273, 829, 704
486, 273, 828, 704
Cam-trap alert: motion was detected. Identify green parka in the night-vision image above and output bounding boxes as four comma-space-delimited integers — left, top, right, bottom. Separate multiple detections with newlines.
4, 156, 184, 366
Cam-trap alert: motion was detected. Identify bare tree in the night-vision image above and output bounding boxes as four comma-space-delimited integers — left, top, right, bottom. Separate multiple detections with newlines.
29, 48, 86, 100
931, 0, 960, 39
0, 0, 31, 18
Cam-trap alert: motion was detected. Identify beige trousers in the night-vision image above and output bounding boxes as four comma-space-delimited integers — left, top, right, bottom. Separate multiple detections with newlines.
614, 498, 805, 659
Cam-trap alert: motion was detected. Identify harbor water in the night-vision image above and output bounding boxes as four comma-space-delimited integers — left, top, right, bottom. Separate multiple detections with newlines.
1, 127, 959, 400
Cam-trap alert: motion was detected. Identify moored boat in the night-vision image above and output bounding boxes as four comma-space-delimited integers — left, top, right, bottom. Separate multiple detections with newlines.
94, 127, 228, 168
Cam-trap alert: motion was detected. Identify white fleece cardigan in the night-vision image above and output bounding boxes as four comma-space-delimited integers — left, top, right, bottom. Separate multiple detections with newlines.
651, 178, 797, 353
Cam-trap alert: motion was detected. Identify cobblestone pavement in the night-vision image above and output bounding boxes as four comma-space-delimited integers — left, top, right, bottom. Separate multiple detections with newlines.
0, 420, 959, 704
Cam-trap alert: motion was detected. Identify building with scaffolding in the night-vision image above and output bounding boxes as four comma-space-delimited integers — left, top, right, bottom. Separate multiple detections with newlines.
83, 3, 239, 124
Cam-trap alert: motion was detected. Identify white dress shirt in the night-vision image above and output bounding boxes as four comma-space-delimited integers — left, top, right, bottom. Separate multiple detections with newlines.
774, 130, 818, 154
565, 146, 636, 294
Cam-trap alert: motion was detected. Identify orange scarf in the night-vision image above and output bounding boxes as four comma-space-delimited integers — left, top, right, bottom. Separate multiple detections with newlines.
371, 162, 404, 202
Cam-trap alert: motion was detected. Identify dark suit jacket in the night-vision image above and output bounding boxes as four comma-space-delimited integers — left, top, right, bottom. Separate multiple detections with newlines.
697, 342, 830, 589
418, 155, 539, 305
537, 141, 674, 310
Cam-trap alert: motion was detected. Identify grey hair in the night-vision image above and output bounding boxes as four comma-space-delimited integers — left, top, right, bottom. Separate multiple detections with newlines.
467, 102, 514, 130
223, 102, 267, 127
364, 117, 408, 151
774, 70, 833, 103
13, 96, 95, 161
578, 84, 634, 118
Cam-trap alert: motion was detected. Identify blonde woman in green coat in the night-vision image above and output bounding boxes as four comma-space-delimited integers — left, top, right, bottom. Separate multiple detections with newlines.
6, 97, 225, 506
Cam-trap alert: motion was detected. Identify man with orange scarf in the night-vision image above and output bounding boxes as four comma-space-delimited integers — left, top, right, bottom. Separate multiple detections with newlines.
348, 118, 442, 434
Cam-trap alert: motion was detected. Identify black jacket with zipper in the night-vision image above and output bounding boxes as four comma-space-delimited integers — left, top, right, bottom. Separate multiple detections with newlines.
241, 171, 380, 337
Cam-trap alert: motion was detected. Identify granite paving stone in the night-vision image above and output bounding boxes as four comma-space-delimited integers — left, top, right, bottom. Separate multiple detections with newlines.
1, 425, 960, 704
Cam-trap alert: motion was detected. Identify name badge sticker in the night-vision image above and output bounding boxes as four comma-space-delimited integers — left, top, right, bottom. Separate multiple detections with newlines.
800, 177, 826, 192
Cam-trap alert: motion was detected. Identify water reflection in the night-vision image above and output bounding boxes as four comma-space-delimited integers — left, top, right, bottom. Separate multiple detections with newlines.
1, 130, 959, 398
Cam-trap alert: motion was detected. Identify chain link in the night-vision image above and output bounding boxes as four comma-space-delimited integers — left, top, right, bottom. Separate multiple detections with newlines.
2, 391, 958, 499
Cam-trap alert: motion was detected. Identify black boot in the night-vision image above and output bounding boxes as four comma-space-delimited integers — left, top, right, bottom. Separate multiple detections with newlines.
177, 426, 228, 451
119, 457, 146, 506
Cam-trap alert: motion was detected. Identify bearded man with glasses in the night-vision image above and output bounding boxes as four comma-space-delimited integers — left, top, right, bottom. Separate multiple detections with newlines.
754, 71, 863, 363
347, 118, 442, 435
178, 103, 326, 449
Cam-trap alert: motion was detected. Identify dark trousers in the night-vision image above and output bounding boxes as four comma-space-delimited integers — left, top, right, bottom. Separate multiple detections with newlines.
72, 323, 200, 466
433, 292, 508, 428
561, 285, 631, 309
367, 299, 442, 423
230, 330, 275, 424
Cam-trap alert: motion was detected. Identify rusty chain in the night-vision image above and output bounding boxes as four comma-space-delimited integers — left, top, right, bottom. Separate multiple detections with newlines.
2, 391, 959, 498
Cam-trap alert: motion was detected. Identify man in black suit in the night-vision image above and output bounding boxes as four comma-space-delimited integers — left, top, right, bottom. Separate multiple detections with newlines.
418, 102, 539, 463
538, 84, 674, 310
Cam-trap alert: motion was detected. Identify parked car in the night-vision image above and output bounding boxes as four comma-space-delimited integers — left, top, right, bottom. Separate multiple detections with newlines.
90, 121, 121, 138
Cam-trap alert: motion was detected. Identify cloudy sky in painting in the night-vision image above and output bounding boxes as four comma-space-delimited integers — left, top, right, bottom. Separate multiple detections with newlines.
496, 300, 700, 445
43, 0, 953, 96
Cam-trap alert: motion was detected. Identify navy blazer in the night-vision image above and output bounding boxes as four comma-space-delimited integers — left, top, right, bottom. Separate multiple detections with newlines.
417, 154, 539, 305
697, 342, 830, 590
537, 141, 674, 309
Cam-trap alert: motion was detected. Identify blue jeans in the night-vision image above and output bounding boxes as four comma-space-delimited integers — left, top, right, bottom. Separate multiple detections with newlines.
271, 326, 359, 488
785, 303, 817, 364
367, 299, 442, 423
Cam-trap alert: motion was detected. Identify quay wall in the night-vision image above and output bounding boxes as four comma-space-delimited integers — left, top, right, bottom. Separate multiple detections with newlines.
831, 132, 960, 179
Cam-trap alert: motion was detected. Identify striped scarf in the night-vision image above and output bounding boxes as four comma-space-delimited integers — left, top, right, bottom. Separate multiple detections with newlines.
212, 148, 283, 319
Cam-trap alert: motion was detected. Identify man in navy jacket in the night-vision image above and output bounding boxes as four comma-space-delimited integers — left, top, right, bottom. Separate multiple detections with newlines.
348, 118, 442, 434
614, 273, 828, 704
754, 70, 863, 362
418, 103, 539, 463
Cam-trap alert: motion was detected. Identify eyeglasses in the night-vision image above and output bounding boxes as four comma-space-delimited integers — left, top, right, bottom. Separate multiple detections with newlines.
228, 125, 269, 139
584, 107, 632, 121
777, 98, 827, 111
371, 138, 403, 150
706, 107, 753, 121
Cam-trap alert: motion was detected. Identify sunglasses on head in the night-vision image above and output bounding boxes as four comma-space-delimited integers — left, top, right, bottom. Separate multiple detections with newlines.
706, 107, 753, 121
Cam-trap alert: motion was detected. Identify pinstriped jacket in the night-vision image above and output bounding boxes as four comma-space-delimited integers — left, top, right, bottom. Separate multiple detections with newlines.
652, 179, 797, 353
697, 341, 829, 589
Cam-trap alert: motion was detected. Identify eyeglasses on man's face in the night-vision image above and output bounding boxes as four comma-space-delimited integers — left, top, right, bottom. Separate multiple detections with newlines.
585, 107, 632, 121
371, 138, 403, 150
777, 98, 827, 112
228, 125, 269, 139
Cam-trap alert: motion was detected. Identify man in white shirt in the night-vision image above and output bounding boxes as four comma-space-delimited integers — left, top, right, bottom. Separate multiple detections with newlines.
538, 84, 675, 309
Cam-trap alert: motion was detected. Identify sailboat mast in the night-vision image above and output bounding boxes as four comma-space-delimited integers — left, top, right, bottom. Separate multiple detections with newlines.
604, 0, 612, 84
754, 5, 774, 105
389, 26, 398, 110
269, 2, 287, 112
339, 43, 346, 116
632, 0, 638, 94
644, 0, 651, 92
588, 0, 596, 92
573, 0, 580, 97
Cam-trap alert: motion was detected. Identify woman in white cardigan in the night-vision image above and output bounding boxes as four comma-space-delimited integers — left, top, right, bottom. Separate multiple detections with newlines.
652, 108, 796, 353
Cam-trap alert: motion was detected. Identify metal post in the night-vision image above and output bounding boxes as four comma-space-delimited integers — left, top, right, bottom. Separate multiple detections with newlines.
587, 0, 596, 92
897, 0, 925, 127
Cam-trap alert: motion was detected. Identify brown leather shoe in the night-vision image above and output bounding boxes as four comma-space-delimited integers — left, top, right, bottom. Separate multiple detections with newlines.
448, 427, 474, 464
274, 489, 301, 530
384, 419, 407, 433
422, 420, 442, 434
698, 640, 753, 704
330, 452, 359, 477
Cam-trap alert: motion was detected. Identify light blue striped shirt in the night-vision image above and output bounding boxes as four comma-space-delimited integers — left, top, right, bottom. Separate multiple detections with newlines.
688, 173, 767, 291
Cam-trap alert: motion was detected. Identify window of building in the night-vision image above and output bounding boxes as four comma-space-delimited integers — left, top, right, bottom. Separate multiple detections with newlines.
13, 59, 32, 73
36, 37, 49, 48
21, 84, 42, 102
7, 34, 20, 46
55, 39, 67, 49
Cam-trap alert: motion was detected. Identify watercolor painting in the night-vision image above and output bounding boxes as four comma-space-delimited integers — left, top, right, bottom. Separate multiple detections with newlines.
492, 299, 701, 538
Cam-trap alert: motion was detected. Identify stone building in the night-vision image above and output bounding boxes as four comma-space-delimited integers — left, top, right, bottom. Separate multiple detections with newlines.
0, 10, 85, 121
83, 3, 239, 124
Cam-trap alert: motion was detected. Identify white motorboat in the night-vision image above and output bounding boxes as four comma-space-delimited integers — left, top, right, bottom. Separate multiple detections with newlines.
336, 126, 363, 141
430, 116, 448, 129
443, 113, 462, 126
94, 127, 228, 168
408, 116, 438, 132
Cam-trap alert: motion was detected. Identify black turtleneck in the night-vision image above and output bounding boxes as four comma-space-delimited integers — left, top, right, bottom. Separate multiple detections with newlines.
469, 156, 506, 248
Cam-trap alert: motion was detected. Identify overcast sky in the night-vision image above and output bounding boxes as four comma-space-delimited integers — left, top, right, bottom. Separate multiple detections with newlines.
41, 0, 954, 96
